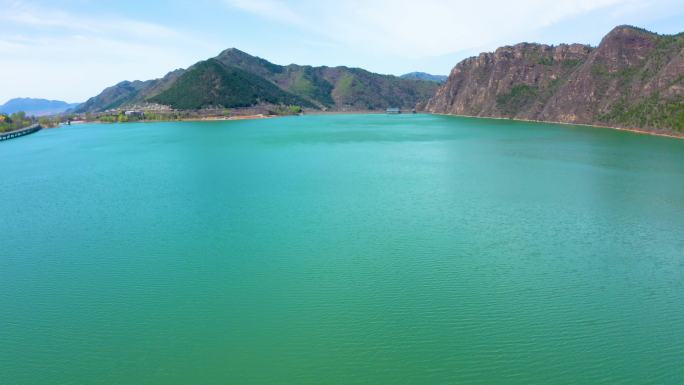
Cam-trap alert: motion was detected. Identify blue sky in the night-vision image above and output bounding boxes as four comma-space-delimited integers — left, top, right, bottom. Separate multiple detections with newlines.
1, 0, 683, 103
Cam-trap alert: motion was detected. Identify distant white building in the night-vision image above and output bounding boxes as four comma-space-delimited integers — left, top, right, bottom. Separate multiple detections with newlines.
124, 110, 144, 118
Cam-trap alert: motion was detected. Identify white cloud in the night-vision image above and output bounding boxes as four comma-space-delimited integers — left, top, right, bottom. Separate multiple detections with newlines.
0, 0, 678, 102
0, 1, 178, 38
0, 33, 191, 103
224, 0, 642, 57
225, 0, 305, 25
0, 1, 221, 102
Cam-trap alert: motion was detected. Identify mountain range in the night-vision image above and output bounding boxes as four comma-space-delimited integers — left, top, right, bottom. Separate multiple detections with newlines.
427, 26, 684, 133
75, 49, 440, 113
49, 25, 684, 134
0, 98, 79, 116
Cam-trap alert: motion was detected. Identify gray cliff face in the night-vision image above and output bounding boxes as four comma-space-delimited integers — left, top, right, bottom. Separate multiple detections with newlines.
427, 26, 684, 133
427, 43, 591, 120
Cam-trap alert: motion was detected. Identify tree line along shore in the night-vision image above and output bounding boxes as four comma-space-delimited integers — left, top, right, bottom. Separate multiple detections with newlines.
0, 105, 308, 131
0, 111, 62, 133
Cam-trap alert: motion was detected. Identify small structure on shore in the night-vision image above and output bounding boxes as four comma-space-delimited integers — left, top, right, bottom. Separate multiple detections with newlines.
386, 107, 401, 114
124, 110, 144, 118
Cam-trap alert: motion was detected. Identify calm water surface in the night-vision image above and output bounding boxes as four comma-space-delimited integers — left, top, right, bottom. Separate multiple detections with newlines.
1, 114, 683, 384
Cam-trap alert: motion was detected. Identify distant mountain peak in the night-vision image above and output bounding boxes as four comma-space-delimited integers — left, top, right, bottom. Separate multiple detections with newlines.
400, 72, 448, 83
217, 47, 249, 57
76, 49, 440, 113
0, 97, 80, 116
608, 25, 656, 36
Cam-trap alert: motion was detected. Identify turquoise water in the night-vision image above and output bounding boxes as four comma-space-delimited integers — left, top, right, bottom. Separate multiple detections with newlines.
1, 114, 683, 384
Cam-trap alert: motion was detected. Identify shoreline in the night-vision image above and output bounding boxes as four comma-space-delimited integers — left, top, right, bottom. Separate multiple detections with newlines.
178, 114, 273, 122
72, 110, 384, 125
432, 113, 684, 139
68, 113, 274, 125
68, 110, 683, 139
301, 110, 386, 116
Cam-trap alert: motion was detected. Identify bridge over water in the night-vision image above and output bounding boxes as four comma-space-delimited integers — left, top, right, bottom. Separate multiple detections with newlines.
0, 124, 42, 141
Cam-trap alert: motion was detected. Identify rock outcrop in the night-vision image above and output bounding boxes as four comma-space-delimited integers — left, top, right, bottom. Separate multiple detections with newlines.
427, 26, 684, 133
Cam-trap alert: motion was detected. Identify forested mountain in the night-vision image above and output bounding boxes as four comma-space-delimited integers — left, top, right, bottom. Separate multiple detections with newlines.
76, 49, 439, 112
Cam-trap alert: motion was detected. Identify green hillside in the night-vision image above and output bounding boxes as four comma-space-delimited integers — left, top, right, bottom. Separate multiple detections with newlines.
149, 59, 310, 110
76, 49, 439, 112
216, 49, 439, 110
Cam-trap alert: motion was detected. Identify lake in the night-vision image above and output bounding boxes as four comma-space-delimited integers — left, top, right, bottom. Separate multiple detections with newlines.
1, 114, 683, 384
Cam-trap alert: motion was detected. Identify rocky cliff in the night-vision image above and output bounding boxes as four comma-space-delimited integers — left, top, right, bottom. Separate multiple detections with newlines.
427, 26, 684, 133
